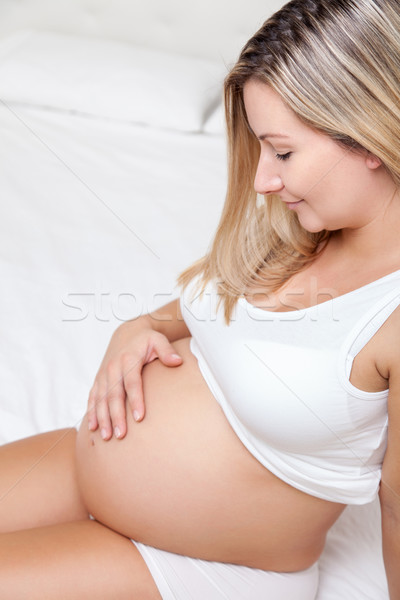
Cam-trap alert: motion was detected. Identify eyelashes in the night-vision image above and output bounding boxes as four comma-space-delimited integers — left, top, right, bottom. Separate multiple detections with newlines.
275, 152, 292, 161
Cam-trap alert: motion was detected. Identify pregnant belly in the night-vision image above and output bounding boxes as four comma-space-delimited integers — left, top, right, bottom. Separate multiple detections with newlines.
75, 337, 343, 570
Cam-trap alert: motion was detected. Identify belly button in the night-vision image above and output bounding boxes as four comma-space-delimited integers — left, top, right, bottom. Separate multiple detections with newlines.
90, 437, 95, 447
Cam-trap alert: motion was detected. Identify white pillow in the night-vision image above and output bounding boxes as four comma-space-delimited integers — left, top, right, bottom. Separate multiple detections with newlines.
203, 102, 225, 135
0, 30, 224, 132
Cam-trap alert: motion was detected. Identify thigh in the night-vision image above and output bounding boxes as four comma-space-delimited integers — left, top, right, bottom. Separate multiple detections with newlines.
0, 519, 162, 600
0, 428, 88, 532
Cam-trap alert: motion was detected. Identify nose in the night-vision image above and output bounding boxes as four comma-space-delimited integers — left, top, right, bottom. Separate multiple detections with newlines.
254, 156, 284, 195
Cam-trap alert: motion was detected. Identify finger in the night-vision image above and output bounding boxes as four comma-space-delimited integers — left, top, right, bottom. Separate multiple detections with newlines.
125, 377, 146, 423
119, 353, 147, 422
95, 371, 124, 441
153, 339, 183, 367
108, 394, 128, 439
87, 384, 99, 431
95, 394, 113, 441
96, 360, 130, 439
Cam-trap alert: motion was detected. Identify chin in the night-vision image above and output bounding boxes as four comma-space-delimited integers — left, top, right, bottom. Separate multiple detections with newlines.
297, 217, 326, 234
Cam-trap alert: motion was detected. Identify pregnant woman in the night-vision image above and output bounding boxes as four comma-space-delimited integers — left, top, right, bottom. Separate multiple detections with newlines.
1, 1, 400, 598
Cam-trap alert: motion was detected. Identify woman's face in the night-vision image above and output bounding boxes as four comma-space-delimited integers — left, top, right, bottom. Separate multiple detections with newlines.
243, 79, 386, 233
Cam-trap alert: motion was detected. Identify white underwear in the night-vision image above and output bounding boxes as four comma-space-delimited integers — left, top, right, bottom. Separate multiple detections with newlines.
132, 540, 319, 600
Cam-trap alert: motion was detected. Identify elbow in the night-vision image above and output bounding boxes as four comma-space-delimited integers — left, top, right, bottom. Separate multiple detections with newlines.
381, 504, 400, 527
380, 489, 400, 525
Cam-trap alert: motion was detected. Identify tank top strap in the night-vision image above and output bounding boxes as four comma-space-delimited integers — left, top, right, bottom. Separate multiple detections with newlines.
339, 284, 400, 378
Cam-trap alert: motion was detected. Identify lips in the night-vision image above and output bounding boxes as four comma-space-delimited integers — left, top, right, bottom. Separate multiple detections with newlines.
284, 199, 304, 209
280, 196, 303, 204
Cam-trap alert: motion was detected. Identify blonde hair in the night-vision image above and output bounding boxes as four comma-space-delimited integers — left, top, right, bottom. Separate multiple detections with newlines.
178, 0, 400, 324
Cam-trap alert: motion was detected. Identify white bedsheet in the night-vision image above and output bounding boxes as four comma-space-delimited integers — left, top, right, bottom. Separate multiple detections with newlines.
0, 102, 226, 439
0, 65, 389, 600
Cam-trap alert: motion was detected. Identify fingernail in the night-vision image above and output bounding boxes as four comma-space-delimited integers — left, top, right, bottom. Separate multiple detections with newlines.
114, 426, 121, 438
133, 410, 140, 422
171, 354, 181, 360
101, 428, 107, 439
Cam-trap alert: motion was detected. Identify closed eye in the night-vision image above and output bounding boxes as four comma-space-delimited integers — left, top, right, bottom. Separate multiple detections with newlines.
275, 152, 292, 161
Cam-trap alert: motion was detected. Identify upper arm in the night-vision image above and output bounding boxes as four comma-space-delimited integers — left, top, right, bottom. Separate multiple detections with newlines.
379, 348, 400, 515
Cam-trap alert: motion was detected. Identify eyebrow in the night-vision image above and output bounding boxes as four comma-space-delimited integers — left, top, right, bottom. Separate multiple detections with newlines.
258, 133, 290, 141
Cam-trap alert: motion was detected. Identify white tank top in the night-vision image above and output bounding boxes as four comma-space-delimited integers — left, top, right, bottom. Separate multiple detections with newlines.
180, 270, 400, 505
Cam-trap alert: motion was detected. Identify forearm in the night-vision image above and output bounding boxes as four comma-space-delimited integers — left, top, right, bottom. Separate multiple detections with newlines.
382, 508, 400, 599
138, 298, 190, 342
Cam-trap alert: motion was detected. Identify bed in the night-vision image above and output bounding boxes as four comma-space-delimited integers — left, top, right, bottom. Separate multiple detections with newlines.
0, 1, 389, 598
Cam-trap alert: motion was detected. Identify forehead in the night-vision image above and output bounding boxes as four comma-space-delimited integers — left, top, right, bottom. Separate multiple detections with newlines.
243, 79, 308, 138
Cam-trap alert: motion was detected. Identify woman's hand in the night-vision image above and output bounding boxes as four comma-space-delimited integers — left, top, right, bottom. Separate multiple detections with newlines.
87, 316, 183, 440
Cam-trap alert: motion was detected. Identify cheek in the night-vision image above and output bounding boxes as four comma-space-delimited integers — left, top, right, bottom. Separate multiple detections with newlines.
286, 163, 343, 231
284, 161, 331, 200
307, 147, 366, 196
299, 155, 346, 201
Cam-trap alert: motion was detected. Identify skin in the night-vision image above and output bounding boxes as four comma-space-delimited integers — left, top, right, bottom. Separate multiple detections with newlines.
1, 79, 400, 597
0, 430, 162, 599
